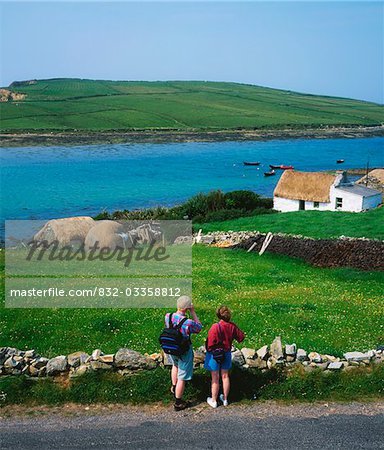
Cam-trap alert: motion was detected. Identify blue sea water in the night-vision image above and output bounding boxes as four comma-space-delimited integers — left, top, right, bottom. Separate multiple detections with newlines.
1, 137, 383, 222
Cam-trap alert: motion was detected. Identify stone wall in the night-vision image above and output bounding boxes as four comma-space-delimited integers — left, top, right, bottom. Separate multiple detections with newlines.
198, 232, 384, 271
1, 337, 383, 379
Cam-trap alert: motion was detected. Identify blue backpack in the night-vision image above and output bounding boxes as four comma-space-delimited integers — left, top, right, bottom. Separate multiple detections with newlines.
159, 313, 191, 356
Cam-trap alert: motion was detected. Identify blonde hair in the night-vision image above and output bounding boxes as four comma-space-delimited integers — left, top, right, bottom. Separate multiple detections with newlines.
177, 295, 192, 310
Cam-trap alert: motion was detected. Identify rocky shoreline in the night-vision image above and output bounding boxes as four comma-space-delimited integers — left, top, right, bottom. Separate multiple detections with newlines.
1, 337, 383, 380
1, 125, 383, 147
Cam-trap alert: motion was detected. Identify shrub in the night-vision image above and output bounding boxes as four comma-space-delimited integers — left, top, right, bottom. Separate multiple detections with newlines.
256, 197, 274, 209
224, 190, 264, 211
94, 190, 273, 223
94, 210, 111, 220
182, 190, 226, 218
204, 208, 248, 222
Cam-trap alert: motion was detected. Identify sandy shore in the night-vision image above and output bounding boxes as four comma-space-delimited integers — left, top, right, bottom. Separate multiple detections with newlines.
1, 125, 383, 147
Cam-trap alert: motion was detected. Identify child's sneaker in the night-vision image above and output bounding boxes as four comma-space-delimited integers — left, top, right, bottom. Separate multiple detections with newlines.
207, 397, 218, 408
219, 394, 228, 406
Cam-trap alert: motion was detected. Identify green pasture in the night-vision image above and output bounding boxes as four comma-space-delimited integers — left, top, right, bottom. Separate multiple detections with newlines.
1, 246, 383, 358
196, 207, 384, 240
1, 79, 383, 131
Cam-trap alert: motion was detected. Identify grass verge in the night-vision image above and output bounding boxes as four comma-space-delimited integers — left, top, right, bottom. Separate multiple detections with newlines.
0, 365, 383, 407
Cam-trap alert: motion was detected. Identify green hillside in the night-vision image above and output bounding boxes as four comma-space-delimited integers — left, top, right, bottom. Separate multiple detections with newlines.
1, 78, 383, 132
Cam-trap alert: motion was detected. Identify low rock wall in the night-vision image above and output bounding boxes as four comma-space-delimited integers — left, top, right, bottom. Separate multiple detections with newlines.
1, 337, 383, 379
198, 232, 384, 270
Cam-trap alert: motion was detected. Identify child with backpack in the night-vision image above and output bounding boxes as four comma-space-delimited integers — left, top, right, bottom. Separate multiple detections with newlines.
160, 295, 202, 411
204, 306, 245, 408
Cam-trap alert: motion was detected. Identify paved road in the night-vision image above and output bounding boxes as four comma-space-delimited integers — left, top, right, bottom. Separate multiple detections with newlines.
1, 402, 383, 449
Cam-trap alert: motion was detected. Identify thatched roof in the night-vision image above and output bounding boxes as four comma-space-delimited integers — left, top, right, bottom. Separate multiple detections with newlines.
357, 169, 384, 193
274, 171, 337, 202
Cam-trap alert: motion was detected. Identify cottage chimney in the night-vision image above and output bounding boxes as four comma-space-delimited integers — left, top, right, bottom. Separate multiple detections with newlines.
334, 170, 352, 187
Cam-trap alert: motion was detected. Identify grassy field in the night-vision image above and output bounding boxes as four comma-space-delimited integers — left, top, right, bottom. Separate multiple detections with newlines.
1, 246, 383, 358
1, 79, 383, 132
2, 243, 383, 405
196, 208, 384, 240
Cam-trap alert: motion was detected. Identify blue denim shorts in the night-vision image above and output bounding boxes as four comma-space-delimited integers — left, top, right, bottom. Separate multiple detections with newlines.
169, 347, 194, 381
204, 350, 232, 371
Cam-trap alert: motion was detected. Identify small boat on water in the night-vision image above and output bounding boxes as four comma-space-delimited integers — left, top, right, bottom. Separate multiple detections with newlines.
243, 161, 260, 166
269, 164, 294, 170
264, 170, 276, 177
336, 159, 345, 164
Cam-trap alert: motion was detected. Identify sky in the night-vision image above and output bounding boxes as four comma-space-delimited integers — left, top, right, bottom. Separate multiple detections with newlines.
0, 1, 383, 103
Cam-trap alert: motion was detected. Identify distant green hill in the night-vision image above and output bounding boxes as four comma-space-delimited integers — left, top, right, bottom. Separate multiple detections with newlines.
1, 78, 383, 132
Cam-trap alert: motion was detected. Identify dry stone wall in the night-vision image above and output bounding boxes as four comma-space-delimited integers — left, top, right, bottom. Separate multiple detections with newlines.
198, 232, 384, 271
1, 337, 383, 379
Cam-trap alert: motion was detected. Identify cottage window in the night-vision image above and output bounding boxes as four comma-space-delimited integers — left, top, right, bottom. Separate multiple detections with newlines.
336, 197, 343, 209
313, 201, 319, 208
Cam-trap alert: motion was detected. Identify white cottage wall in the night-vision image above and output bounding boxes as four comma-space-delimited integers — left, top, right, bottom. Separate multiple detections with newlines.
330, 186, 363, 212
304, 201, 330, 211
273, 197, 299, 212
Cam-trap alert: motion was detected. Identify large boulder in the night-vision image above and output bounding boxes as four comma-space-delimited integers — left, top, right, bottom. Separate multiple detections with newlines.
33, 217, 95, 247
46, 356, 68, 376
114, 349, 156, 370
84, 221, 126, 251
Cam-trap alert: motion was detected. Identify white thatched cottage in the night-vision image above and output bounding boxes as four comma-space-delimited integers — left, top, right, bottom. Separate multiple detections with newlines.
273, 170, 382, 212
